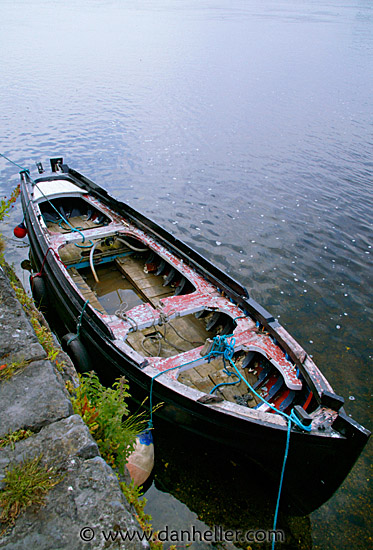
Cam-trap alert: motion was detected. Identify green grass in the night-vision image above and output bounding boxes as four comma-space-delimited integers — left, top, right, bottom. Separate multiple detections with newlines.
0, 359, 32, 382
0, 429, 33, 450
0, 455, 64, 533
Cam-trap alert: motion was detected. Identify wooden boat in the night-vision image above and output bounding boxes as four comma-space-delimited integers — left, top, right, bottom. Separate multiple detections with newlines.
20, 158, 370, 514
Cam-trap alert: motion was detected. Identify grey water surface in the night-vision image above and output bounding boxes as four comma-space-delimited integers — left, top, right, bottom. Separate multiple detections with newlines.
0, 1, 371, 549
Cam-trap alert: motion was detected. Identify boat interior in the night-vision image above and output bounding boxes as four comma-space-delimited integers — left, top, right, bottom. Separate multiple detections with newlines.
38, 193, 316, 415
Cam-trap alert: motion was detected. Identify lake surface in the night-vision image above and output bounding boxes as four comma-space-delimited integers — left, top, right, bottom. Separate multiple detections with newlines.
0, 1, 371, 548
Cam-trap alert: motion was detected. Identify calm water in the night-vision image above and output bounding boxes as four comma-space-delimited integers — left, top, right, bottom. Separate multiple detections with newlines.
0, 1, 372, 548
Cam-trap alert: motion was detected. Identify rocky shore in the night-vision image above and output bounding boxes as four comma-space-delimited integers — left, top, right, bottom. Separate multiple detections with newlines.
0, 265, 145, 549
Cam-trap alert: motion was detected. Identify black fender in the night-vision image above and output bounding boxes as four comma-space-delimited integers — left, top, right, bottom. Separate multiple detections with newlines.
62, 333, 92, 373
30, 274, 48, 313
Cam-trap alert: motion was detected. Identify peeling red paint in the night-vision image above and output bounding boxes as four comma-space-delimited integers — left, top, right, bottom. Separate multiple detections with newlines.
41, 192, 325, 401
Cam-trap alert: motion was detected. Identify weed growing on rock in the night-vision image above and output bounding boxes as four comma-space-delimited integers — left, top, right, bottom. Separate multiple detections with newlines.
0, 185, 20, 263
0, 429, 33, 450
2, 272, 66, 373
120, 481, 165, 550
68, 372, 147, 474
0, 454, 64, 534
29, 319, 60, 362
0, 359, 32, 382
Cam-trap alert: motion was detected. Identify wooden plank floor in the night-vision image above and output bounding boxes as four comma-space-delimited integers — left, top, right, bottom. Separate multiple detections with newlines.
115, 256, 174, 307
126, 313, 207, 358
47, 216, 101, 234
69, 268, 106, 314
178, 357, 261, 406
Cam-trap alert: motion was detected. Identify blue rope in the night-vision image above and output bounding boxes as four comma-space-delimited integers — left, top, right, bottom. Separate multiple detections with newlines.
57, 219, 93, 248
207, 336, 241, 394
147, 334, 311, 432
209, 377, 240, 395
73, 239, 94, 249
35, 186, 94, 248
272, 417, 292, 550
210, 336, 310, 550
148, 335, 236, 428
0, 153, 92, 249
146, 333, 310, 550
222, 340, 311, 432
0, 153, 29, 172
36, 189, 88, 245
199, 335, 311, 430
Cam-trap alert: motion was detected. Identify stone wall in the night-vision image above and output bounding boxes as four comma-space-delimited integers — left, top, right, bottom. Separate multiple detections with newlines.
0, 265, 146, 549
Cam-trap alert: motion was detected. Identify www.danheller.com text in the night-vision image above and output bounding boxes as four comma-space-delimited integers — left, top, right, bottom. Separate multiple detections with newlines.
79, 525, 285, 544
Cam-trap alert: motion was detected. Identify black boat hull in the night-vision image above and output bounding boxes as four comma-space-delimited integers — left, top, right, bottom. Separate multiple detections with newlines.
20, 163, 370, 515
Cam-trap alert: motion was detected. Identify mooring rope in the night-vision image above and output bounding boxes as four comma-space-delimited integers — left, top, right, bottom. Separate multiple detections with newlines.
0, 153, 29, 172
272, 417, 292, 550
67, 299, 90, 345
147, 334, 311, 550
1, 153, 92, 249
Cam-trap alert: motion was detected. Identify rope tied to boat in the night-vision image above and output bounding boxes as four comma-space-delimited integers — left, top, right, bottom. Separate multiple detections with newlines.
147, 334, 312, 431
30, 246, 67, 285
147, 337, 229, 428
203, 334, 241, 394
0, 153, 29, 172
67, 300, 90, 345
34, 183, 93, 249
199, 335, 311, 550
147, 333, 311, 550
0, 153, 93, 249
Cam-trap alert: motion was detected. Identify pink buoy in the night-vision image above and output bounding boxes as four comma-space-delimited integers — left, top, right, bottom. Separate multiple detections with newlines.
126, 429, 154, 486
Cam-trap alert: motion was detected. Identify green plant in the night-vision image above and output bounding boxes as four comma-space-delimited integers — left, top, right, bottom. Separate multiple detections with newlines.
0, 454, 64, 532
68, 372, 147, 474
0, 429, 33, 450
29, 319, 59, 361
120, 481, 163, 550
0, 185, 20, 263
7, 279, 65, 371
0, 185, 20, 223
0, 359, 32, 382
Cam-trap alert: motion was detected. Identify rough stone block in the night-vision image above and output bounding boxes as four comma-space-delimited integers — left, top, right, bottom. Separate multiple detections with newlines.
0, 415, 99, 475
0, 360, 72, 437
0, 456, 145, 550
0, 268, 46, 364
